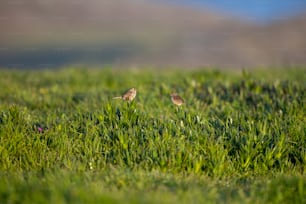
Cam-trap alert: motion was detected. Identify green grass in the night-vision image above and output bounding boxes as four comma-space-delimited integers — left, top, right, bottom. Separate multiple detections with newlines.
0, 67, 305, 203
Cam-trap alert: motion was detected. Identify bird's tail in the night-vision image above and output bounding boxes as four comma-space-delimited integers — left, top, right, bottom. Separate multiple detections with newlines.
113, 96, 122, 100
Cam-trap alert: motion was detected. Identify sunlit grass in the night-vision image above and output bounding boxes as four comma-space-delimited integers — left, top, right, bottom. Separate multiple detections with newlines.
0, 67, 305, 203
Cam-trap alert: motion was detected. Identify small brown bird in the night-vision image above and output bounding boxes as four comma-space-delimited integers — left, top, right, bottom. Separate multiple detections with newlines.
170, 92, 184, 106
113, 88, 137, 102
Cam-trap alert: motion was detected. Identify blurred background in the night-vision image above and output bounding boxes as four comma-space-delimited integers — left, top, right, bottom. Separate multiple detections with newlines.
1, 0, 306, 69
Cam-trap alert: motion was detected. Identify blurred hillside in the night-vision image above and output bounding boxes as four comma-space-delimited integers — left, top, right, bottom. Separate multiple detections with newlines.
0, 0, 306, 68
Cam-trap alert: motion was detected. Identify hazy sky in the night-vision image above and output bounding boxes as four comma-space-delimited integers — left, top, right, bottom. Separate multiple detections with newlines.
160, 0, 306, 21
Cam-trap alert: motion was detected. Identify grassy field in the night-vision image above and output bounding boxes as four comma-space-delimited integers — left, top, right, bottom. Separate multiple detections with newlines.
0, 67, 305, 203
